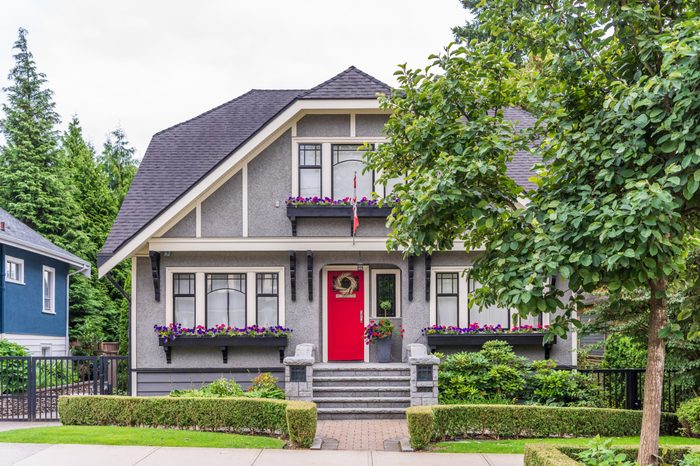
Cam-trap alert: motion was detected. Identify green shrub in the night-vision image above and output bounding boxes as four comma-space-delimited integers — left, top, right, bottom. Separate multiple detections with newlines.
286, 401, 317, 448
248, 373, 285, 400
0, 339, 28, 394
602, 334, 647, 369
524, 444, 698, 466
576, 437, 635, 466
678, 398, 700, 438
36, 360, 80, 389
58, 395, 317, 448
405, 404, 678, 449
169, 374, 284, 400
680, 453, 700, 466
528, 362, 602, 407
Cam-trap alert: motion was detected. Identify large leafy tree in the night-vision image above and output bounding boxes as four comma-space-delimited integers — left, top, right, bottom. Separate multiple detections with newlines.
368, 2, 700, 463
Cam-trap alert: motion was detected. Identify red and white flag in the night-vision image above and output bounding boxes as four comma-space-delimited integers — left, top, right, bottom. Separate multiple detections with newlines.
352, 172, 359, 240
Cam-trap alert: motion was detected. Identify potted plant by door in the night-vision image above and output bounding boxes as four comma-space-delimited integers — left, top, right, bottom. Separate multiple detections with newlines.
364, 319, 394, 363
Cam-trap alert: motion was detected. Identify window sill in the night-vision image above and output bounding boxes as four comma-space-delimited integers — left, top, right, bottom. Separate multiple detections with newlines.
5, 279, 24, 285
42, 310, 56, 315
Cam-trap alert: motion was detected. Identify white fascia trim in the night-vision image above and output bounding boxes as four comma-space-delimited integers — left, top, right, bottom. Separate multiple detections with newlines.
98, 99, 382, 278
148, 237, 474, 253
0, 237, 90, 275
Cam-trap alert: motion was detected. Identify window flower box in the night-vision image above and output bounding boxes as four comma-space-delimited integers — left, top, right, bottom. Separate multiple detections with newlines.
423, 324, 554, 359
154, 324, 290, 364
286, 197, 396, 236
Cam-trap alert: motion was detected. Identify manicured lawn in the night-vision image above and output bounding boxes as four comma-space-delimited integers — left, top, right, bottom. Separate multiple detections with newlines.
0, 426, 285, 449
432, 436, 700, 454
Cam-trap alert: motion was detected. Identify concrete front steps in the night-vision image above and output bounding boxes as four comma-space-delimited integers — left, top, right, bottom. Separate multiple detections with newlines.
312, 363, 411, 420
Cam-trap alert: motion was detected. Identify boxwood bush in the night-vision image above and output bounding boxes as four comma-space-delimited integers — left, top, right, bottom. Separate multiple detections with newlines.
58, 395, 316, 448
406, 404, 678, 450
678, 397, 700, 438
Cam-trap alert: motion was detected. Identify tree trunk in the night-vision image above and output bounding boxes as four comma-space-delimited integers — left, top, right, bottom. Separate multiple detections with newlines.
637, 279, 668, 466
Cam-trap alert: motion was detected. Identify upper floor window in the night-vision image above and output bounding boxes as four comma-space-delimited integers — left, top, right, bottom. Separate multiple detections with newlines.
42, 266, 55, 314
173, 273, 195, 327
256, 273, 279, 327
206, 273, 246, 327
299, 144, 322, 197
5, 256, 24, 284
332, 144, 374, 199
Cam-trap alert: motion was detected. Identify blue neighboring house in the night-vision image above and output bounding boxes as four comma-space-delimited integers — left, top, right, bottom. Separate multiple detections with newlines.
0, 207, 90, 356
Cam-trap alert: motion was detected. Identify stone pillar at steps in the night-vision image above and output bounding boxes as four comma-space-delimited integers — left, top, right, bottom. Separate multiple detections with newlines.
283, 343, 315, 401
407, 343, 439, 406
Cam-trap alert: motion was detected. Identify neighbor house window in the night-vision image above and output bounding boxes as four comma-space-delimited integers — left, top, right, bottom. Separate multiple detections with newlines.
206, 273, 246, 327
5, 256, 24, 284
42, 266, 55, 314
332, 144, 373, 199
436, 272, 459, 327
256, 273, 278, 327
299, 144, 322, 197
173, 273, 195, 327
373, 270, 400, 318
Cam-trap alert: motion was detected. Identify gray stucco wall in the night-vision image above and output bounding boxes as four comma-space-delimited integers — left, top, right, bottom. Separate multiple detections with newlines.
295, 218, 389, 237
201, 172, 243, 237
247, 130, 292, 236
297, 114, 350, 137
161, 210, 196, 238
135, 250, 576, 380
355, 114, 389, 137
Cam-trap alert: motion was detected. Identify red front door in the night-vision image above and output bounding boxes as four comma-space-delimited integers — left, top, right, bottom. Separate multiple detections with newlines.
328, 270, 365, 361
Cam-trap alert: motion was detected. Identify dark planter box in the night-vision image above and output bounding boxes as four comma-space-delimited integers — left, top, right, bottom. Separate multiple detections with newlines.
159, 335, 288, 364
286, 205, 394, 236
426, 333, 554, 359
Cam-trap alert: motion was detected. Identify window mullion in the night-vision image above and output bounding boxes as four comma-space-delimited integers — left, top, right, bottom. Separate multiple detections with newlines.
321, 142, 332, 198
195, 272, 205, 327
246, 271, 256, 326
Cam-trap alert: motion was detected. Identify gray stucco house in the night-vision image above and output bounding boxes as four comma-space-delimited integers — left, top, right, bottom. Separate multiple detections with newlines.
98, 67, 576, 416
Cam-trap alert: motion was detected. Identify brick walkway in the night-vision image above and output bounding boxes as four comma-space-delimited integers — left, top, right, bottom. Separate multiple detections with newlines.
316, 420, 408, 451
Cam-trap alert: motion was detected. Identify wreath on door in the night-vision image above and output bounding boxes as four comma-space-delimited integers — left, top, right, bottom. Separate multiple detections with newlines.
333, 272, 358, 296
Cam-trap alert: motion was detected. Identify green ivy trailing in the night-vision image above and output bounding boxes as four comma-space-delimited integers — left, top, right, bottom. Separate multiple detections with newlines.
58, 395, 316, 448
406, 404, 678, 450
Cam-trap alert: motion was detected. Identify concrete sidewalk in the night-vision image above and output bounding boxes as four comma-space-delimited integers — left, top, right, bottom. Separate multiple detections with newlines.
0, 443, 524, 466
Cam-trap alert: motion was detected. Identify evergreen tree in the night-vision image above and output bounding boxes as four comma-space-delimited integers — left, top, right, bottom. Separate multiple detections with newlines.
0, 28, 88, 254
100, 128, 137, 206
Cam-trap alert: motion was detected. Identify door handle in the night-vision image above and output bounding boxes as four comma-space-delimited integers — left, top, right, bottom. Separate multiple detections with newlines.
360, 310, 364, 322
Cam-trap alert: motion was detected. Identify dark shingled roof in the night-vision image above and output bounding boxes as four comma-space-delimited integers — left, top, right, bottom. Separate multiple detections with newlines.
0, 207, 90, 268
502, 107, 539, 190
99, 67, 538, 268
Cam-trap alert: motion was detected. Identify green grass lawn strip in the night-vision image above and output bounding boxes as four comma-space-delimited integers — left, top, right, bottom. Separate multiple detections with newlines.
0, 426, 284, 449
432, 436, 700, 454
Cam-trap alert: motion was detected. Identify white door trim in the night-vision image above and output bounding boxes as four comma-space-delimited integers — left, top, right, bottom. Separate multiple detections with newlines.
321, 265, 370, 363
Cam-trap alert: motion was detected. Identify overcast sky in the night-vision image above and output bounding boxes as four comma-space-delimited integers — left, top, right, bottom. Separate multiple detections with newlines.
0, 1, 467, 158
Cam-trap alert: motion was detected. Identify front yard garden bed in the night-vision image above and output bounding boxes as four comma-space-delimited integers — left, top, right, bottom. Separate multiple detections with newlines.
58, 395, 316, 448
523, 443, 700, 466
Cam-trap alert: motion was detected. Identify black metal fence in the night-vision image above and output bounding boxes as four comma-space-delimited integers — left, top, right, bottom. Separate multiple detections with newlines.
573, 368, 693, 412
0, 355, 130, 421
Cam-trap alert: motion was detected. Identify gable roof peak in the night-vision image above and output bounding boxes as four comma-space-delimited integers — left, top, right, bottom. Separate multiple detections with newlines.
301, 66, 391, 100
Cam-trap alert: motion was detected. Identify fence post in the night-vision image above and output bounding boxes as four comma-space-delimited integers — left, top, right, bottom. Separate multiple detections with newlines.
625, 370, 640, 410
27, 357, 36, 421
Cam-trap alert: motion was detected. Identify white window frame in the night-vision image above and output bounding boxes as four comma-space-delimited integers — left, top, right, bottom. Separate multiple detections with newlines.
42, 266, 56, 314
165, 266, 285, 328
370, 269, 401, 318
5, 256, 24, 285
290, 135, 387, 198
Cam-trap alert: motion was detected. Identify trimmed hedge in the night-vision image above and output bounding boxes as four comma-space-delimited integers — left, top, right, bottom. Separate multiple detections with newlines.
524, 444, 700, 466
58, 395, 316, 448
406, 404, 678, 450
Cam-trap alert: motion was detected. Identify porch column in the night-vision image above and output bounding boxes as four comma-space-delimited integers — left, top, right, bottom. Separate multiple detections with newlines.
283, 343, 315, 402
407, 343, 439, 406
